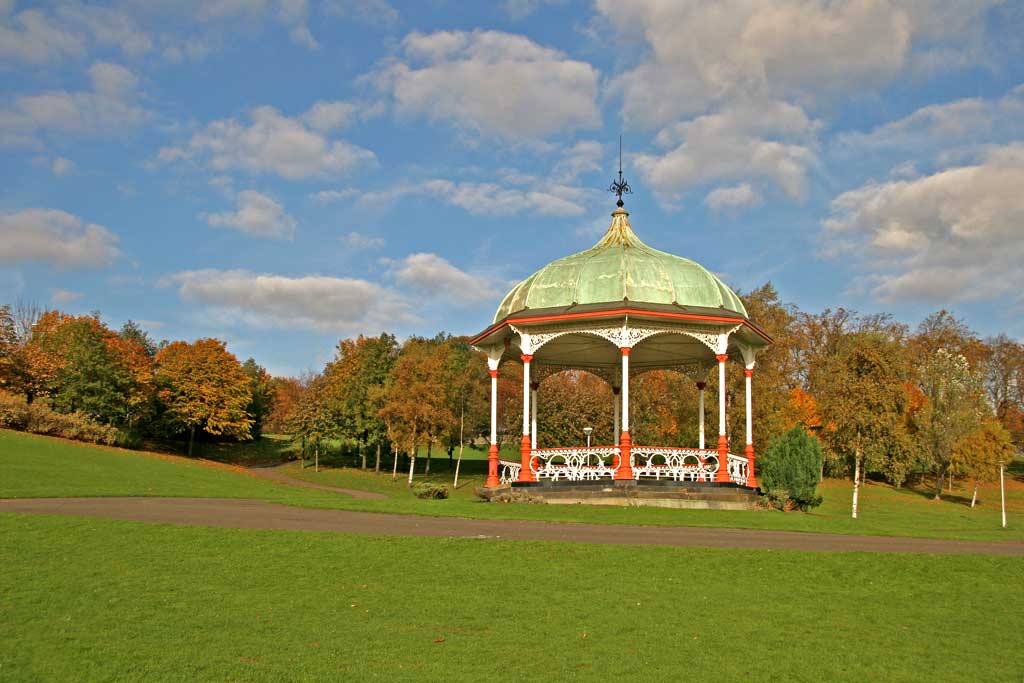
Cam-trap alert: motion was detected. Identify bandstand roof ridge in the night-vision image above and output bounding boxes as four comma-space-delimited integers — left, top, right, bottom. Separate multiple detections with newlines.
492, 205, 749, 326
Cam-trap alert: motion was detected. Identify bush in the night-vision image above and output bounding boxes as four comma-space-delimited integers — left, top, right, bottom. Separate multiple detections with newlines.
411, 483, 449, 500
758, 426, 824, 511
0, 390, 122, 446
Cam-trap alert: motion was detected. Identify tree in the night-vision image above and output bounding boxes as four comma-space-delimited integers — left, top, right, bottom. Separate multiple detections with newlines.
288, 374, 335, 471
952, 419, 1016, 508
442, 337, 488, 487
914, 348, 986, 500
264, 376, 306, 434
816, 332, 912, 518
378, 338, 453, 487
242, 358, 275, 440
758, 426, 824, 510
155, 339, 253, 456
120, 320, 158, 358
981, 335, 1024, 448
0, 305, 17, 389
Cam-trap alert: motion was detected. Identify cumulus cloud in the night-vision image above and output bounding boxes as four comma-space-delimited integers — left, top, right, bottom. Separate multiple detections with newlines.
598, 0, 994, 129
51, 288, 84, 305
204, 190, 297, 240
369, 29, 600, 140
316, 177, 590, 216
0, 61, 147, 147
822, 143, 1024, 303
0, 208, 120, 269
340, 231, 385, 249
553, 140, 603, 182
705, 183, 761, 210
635, 100, 818, 202
834, 84, 1024, 155
389, 252, 500, 303
166, 269, 417, 332
159, 104, 375, 179
0, 8, 85, 64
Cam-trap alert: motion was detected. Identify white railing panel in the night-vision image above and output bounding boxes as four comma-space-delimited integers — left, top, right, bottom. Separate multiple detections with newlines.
530, 446, 620, 482
499, 459, 522, 485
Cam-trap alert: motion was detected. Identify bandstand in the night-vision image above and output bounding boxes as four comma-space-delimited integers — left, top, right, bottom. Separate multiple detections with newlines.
471, 176, 772, 506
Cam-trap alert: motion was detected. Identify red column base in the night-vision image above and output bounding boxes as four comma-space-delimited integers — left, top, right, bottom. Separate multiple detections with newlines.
517, 434, 536, 482
615, 431, 634, 480
745, 443, 757, 489
715, 434, 730, 483
485, 443, 500, 488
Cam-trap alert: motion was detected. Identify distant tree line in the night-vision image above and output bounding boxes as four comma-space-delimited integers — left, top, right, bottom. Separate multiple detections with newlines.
2, 284, 1021, 501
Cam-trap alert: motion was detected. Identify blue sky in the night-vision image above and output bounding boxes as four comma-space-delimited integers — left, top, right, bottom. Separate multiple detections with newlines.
2, 0, 1023, 376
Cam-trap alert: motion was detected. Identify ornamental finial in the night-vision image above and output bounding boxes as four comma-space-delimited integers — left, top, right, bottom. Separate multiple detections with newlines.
608, 134, 632, 208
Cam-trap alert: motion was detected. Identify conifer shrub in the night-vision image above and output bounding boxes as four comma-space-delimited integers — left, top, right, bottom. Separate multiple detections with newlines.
411, 483, 449, 499
758, 426, 824, 511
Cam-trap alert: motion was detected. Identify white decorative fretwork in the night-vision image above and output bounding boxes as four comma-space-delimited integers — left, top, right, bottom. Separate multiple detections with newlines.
511, 321, 741, 355
727, 453, 749, 486
530, 446, 620, 481
631, 447, 719, 482
499, 459, 521, 486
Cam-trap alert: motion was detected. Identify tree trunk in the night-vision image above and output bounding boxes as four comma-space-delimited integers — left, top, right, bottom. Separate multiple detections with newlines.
425, 440, 432, 475
360, 442, 367, 471
453, 405, 465, 489
187, 425, 196, 457
375, 443, 381, 473
851, 453, 861, 520
315, 442, 319, 473
300, 435, 306, 469
971, 481, 979, 509
407, 445, 416, 487
934, 465, 944, 500
391, 444, 399, 482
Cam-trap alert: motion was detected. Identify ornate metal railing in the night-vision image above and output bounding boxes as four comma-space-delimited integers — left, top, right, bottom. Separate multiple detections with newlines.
631, 447, 718, 482
529, 446, 620, 481
499, 459, 521, 486
727, 453, 749, 485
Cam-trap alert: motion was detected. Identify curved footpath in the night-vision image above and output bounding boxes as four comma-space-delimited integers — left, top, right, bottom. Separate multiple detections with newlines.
2, 497, 1021, 556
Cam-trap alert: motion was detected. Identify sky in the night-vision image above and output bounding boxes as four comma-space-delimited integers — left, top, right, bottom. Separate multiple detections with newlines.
2, 0, 1024, 377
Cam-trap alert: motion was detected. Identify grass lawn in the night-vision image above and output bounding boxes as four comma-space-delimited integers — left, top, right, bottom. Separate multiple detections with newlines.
1, 513, 1021, 682
2, 428, 1022, 542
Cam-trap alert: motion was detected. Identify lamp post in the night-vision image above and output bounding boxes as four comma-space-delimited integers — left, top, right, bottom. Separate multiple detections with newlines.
583, 426, 593, 448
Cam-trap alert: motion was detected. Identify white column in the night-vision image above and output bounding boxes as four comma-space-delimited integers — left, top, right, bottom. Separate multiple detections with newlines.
521, 356, 531, 440
621, 352, 630, 433
530, 384, 538, 450
697, 382, 706, 449
717, 358, 726, 440
613, 387, 621, 445
745, 368, 753, 448
490, 372, 498, 446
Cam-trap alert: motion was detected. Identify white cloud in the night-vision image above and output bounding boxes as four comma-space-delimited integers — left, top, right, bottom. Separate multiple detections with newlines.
553, 140, 603, 182
834, 84, 1024, 155
51, 156, 74, 176
0, 61, 147, 147
51, 288, 84, 305
369, 29, 600, 141
302, 100, 357, 132
315, 177, 591, 216
635, 100, 818, 203
822, 143, 1024, 303
503, 0, 565, 20
166, 269, 417, 332
159, 105, 375, 179
323, 0, 399, 27
705, 183, 761, 210
54, 4, 152, 57
597, 0, 994, 130
0, 8, 85, 64
0, 208, 120, 269
389, 252, 502, 304
340, 231, 385, 249
204, 190, 297, 240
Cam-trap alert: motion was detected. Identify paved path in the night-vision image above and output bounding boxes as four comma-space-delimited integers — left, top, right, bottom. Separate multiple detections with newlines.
2, 497, 1021, 556
246, 466, 388, 499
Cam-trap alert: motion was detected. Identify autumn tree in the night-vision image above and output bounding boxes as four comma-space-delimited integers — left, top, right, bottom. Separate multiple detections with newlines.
155, 338, 253, 456
0, 305, 16, 389
242, 358, 276, 439
913, 348, 986, 500
537, 370, 615, 447
441, 337, 488, 485
265, 376, 305, 434
981, 335, 1024, 448
288, 374, 335, 471
378, 338, 453, 486
952, 419, 1016, 508
120, 320, 158, 358
816, 332, 912, 518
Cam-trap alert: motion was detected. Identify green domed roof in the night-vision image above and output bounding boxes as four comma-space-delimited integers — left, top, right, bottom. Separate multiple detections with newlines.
494, 207, 747, 323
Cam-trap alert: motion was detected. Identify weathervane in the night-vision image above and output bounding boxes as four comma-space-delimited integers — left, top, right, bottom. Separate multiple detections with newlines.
608, 134, 632, 207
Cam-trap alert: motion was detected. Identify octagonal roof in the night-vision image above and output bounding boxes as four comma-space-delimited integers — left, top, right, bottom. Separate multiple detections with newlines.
494, 206, 747, 324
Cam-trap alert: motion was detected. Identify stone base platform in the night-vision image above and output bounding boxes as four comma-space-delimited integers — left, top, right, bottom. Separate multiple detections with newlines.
477, 479, 761, 510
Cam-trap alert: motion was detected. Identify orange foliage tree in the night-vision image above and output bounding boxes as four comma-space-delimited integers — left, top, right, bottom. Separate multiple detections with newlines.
155, 338, 253, 456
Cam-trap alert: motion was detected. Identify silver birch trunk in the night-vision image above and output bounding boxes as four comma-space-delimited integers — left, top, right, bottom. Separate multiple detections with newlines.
391, 444, 398, 481
851, 453, 861, 520
407, 430, 416, 487
453, 404, 465, 489
315, 443, 319, 473
375, 443, 381, 473
971, 481, 978, 509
